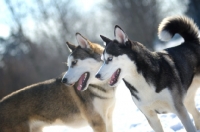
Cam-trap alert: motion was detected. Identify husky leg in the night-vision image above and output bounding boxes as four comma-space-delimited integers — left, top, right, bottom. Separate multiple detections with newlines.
88, 117, 106, 132
105, 101, 115, 132
174, 103, 197, 132
184, 78, 200, 130
141, 108, 164, 132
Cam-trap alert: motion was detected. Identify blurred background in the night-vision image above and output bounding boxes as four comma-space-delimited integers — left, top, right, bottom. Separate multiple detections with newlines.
0, 0, 199, 99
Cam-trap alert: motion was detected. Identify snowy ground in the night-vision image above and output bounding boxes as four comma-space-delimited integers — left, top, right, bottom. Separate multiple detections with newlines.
43, 82, 200, 132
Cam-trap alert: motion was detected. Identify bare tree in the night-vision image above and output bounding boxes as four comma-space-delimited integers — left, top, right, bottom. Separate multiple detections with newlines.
186, 0, 200, 27
103, 0, 159, 50
0, 0, 112, 98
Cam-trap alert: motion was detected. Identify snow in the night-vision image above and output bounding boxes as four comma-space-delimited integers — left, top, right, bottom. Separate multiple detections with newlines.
43, 82, 200, 132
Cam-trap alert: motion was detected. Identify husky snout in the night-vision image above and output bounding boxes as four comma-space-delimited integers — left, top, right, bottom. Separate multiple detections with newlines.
61, 71, 76, 86
61, 77, 73, 86
61, 78, 67, 83
95, 65, 107, 80
95, 73, 101, 79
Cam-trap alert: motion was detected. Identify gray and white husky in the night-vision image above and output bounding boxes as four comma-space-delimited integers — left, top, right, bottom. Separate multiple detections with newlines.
96, 16, 200, 132
62, 33, 116, 132
0, 33, 115, 132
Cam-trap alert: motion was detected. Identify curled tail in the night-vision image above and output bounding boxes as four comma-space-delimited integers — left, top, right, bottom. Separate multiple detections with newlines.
158, 16, 199, 43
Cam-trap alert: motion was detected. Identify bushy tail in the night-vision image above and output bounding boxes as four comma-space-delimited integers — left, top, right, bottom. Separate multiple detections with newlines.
158, 16, 199, 43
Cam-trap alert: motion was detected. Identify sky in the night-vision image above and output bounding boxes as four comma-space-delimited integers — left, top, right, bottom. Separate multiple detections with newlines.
0, 0, 11, 38
0, 0, 103, 39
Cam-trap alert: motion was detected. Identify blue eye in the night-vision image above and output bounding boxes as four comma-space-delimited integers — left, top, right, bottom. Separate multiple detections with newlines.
72, 60, 77, 65
107, 57, 113, 61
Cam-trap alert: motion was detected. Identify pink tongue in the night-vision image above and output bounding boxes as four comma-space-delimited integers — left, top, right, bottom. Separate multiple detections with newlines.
110, 70, 117, 85
77, 73, 85, 90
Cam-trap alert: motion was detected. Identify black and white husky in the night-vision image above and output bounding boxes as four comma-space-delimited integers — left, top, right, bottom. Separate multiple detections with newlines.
96, 16, 200, 132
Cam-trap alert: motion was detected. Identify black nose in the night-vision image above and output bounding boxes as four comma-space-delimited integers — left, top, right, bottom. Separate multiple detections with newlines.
61, 78, 67, 83
95, 74, 101, 79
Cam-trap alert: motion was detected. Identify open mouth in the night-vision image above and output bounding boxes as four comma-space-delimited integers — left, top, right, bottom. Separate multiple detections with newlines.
77, 72, 90, 91
109, 68, 121, 86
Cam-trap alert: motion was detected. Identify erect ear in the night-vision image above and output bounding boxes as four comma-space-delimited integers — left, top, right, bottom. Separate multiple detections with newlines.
114, 25, 128, 43
66, 41, 76, 52
76, 33, 90, 49
100, 35, 111, 45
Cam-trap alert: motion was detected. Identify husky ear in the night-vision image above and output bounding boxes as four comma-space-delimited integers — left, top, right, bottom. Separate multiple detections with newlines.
114, 25, 128, 43
76, 33, 90, 49
66, 41, 76, 52
100, 35, 111, 45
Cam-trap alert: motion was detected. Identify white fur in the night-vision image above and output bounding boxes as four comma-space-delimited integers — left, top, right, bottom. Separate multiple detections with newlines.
158, 30, 173, 41
93, 96, 115, 132
97, 53, 136, 87
101, 54, 104, 61
29, 120, 46, 132
184, 75, 200, 130
63, 56, 105, 90
103, 41, 106, 46
98, 53, 174, 112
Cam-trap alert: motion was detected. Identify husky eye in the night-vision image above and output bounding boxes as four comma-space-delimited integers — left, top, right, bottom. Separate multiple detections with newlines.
72, 60, 77, 66
107, 57, 113, 61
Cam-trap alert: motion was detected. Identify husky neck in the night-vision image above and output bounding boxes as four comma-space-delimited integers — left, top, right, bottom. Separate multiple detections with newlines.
127, 42, 159, 77
122, 42, 161, 91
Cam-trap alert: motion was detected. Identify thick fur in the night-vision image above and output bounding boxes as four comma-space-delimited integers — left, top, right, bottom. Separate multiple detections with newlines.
62, 33, 116, 132
97, 16, 200, 132
0, 34, 116, 132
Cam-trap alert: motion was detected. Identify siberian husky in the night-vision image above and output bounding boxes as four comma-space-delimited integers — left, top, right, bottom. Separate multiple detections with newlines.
0, 33, 116, 132
61, 33, 117, 132
96, 16, 200, 132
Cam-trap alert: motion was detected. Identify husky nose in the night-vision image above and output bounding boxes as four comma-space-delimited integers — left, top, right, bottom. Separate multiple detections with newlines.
61, 78, 67, 83
95, 74, 101, 79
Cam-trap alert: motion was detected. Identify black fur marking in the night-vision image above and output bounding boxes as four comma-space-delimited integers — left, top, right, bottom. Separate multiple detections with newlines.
155, 109, 167, 114
155, 110, 160, 114
66, 42, 76, 51
159, 16, 200, 43
89, 84, 108, 99
106, 41, 178, 93
123, 79, 140, 101
89, 84, 107, 93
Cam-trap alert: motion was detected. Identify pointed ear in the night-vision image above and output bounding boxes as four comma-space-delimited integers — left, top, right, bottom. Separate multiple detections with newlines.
66, 41, 76, 52
76, 33, 90, 49
100, 35, 111, 45
114, 25, 128, 43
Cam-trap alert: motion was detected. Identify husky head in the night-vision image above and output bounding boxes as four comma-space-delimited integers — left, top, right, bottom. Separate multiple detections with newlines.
62, 33, 104, 91
96, 25, 140, 87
